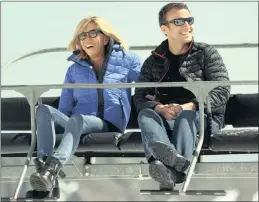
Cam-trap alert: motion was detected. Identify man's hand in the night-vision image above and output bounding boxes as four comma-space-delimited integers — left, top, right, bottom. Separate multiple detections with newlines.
154, 104, 177, 120
168, 103, 183, 115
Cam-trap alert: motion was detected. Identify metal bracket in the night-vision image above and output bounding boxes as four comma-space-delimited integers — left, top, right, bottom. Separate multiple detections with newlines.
14, 87, 49, 107
180, 85, 214, 193
12, 87, 49, 200
183, 85, 215, 104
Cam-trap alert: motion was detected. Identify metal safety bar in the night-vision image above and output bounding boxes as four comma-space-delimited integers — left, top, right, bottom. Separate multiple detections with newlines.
1, 80, 257, 199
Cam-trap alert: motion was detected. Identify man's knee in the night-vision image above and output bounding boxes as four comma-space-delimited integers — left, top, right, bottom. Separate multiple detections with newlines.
177, 110, 197, 120
137, 108, 158, 122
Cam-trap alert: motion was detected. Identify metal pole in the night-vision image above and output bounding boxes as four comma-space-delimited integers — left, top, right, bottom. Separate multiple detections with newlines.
12, 88, 48, 199
180, 95, 212, 193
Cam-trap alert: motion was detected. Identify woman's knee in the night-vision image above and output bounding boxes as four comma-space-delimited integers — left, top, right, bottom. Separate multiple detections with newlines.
36, 104, 52, 119
68, 114, 85, 128
66, 114, 89, 138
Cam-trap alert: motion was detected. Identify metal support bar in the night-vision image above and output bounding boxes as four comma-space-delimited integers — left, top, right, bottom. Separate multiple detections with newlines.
180, 87, 213, 194
140, 190, 226, 196
0, 80, 256, 198
12, 88, 49, 199
2, 80, 257, 91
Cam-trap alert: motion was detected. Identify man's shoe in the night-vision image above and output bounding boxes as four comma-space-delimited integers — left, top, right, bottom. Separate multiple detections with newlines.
151, 141, 190, 173
30, 156, 63, 192
175, 171, 187, 184
149, 160, 176, 187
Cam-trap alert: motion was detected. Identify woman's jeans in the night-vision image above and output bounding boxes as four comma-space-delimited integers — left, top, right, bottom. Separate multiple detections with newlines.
36, 104, 118, 165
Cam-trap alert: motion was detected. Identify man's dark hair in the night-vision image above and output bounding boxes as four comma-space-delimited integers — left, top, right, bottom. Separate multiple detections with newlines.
159, 3, 190, 27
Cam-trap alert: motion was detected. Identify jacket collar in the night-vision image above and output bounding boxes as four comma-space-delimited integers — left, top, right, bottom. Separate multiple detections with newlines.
151, 39, 195, 60
67, 38, 121, 67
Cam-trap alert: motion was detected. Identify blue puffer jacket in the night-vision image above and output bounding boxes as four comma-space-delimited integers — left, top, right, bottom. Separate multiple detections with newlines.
58, 40, 142, 132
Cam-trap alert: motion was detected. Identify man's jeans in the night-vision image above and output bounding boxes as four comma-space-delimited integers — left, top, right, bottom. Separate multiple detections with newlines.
137, 108, 219, 162
36, 104, 115, 165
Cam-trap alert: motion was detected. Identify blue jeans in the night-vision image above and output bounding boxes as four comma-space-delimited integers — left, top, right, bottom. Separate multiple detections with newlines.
137, 108, 219, 162
36, 104, 118, 165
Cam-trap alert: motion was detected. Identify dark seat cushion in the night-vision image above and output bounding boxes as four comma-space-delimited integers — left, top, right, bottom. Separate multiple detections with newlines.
224, 93, 259, 127
2, 93, 259, 131
1, 93, 258, 156
2, 128, 258, 156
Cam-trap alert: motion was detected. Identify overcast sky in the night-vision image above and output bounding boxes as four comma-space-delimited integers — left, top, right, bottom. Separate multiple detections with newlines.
1, 1, 258, 97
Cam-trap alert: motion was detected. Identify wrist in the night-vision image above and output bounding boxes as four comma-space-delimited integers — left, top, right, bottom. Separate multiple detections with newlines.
181, 102, 197, 110
154, 104, 165, 112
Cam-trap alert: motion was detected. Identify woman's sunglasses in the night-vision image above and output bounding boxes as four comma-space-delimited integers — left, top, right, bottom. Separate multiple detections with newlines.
77, 29, 103, 41
165, 17, 194, 26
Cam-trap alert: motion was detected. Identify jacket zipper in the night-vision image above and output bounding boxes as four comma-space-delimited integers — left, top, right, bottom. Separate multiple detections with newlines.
158, 59, 170, 82
96, 48, 113, 119
118, 97, 125, 119
118, 97, 125, 130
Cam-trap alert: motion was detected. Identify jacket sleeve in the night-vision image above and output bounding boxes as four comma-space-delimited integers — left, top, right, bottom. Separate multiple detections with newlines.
192, 46, 230, 113
128, 53, 142, 83
133, 58, 161, 113
58, 66, 75, 116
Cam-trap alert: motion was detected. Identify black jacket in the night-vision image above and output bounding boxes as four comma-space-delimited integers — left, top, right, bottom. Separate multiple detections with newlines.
133, 40, 230, 129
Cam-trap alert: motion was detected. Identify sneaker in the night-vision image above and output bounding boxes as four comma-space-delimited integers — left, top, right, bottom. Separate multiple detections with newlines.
151, 141, 190, 173
149, 160, 176, 187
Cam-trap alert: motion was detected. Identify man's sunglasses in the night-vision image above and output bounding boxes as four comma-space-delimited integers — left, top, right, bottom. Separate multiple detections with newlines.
77, 29, 103, 41
165, 17, 194, 26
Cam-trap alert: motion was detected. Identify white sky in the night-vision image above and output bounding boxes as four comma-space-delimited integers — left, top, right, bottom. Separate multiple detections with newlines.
1, 1, 258, 97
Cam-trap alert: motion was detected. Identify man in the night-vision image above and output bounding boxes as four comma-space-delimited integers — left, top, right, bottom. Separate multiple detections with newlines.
134, 3, 230, 187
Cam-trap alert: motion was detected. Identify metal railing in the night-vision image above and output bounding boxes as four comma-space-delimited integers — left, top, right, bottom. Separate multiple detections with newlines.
1, 44, 258, 199
1, 80, 258, 199
2, 43, 258, 70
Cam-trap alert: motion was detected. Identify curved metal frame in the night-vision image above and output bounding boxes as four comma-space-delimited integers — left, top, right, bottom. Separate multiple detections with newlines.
1, 48, 258, 199
2, 80, 258, 199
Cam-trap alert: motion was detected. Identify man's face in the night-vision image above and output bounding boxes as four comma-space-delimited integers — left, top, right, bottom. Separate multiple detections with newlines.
161, 8, 194, 44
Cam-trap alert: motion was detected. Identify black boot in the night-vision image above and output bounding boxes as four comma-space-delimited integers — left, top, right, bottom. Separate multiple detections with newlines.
30, 156, 63, 192
34, 157, 48, 173
26, 157, 50, 199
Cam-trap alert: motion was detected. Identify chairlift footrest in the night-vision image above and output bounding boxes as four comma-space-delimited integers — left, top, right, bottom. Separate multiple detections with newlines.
1, 197, 57, 201
140, 189, 226, 196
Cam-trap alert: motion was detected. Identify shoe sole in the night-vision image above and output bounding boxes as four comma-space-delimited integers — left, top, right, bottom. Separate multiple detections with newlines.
30, 173, 50, 192
149, 162, 174, 186
152, 141, 190, 173
25, 190, 50, 199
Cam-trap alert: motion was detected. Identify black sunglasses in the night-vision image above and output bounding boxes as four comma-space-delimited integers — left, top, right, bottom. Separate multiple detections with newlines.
77, 29, 103, 41
165, 17, 194, 26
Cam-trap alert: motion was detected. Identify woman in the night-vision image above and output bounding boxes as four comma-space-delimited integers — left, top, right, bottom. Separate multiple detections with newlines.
29, 16, 141, 193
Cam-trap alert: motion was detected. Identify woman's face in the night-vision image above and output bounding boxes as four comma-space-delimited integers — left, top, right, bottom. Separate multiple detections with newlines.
78, 22, 109, 58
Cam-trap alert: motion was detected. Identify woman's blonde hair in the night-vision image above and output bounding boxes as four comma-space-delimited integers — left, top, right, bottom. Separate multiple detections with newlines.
68, 16, 128, 60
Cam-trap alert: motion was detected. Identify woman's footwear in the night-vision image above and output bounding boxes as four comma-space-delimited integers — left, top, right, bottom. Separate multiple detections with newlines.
26, 157, 50, 198
34, 156, 48, 173
30, 156, 63, 192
